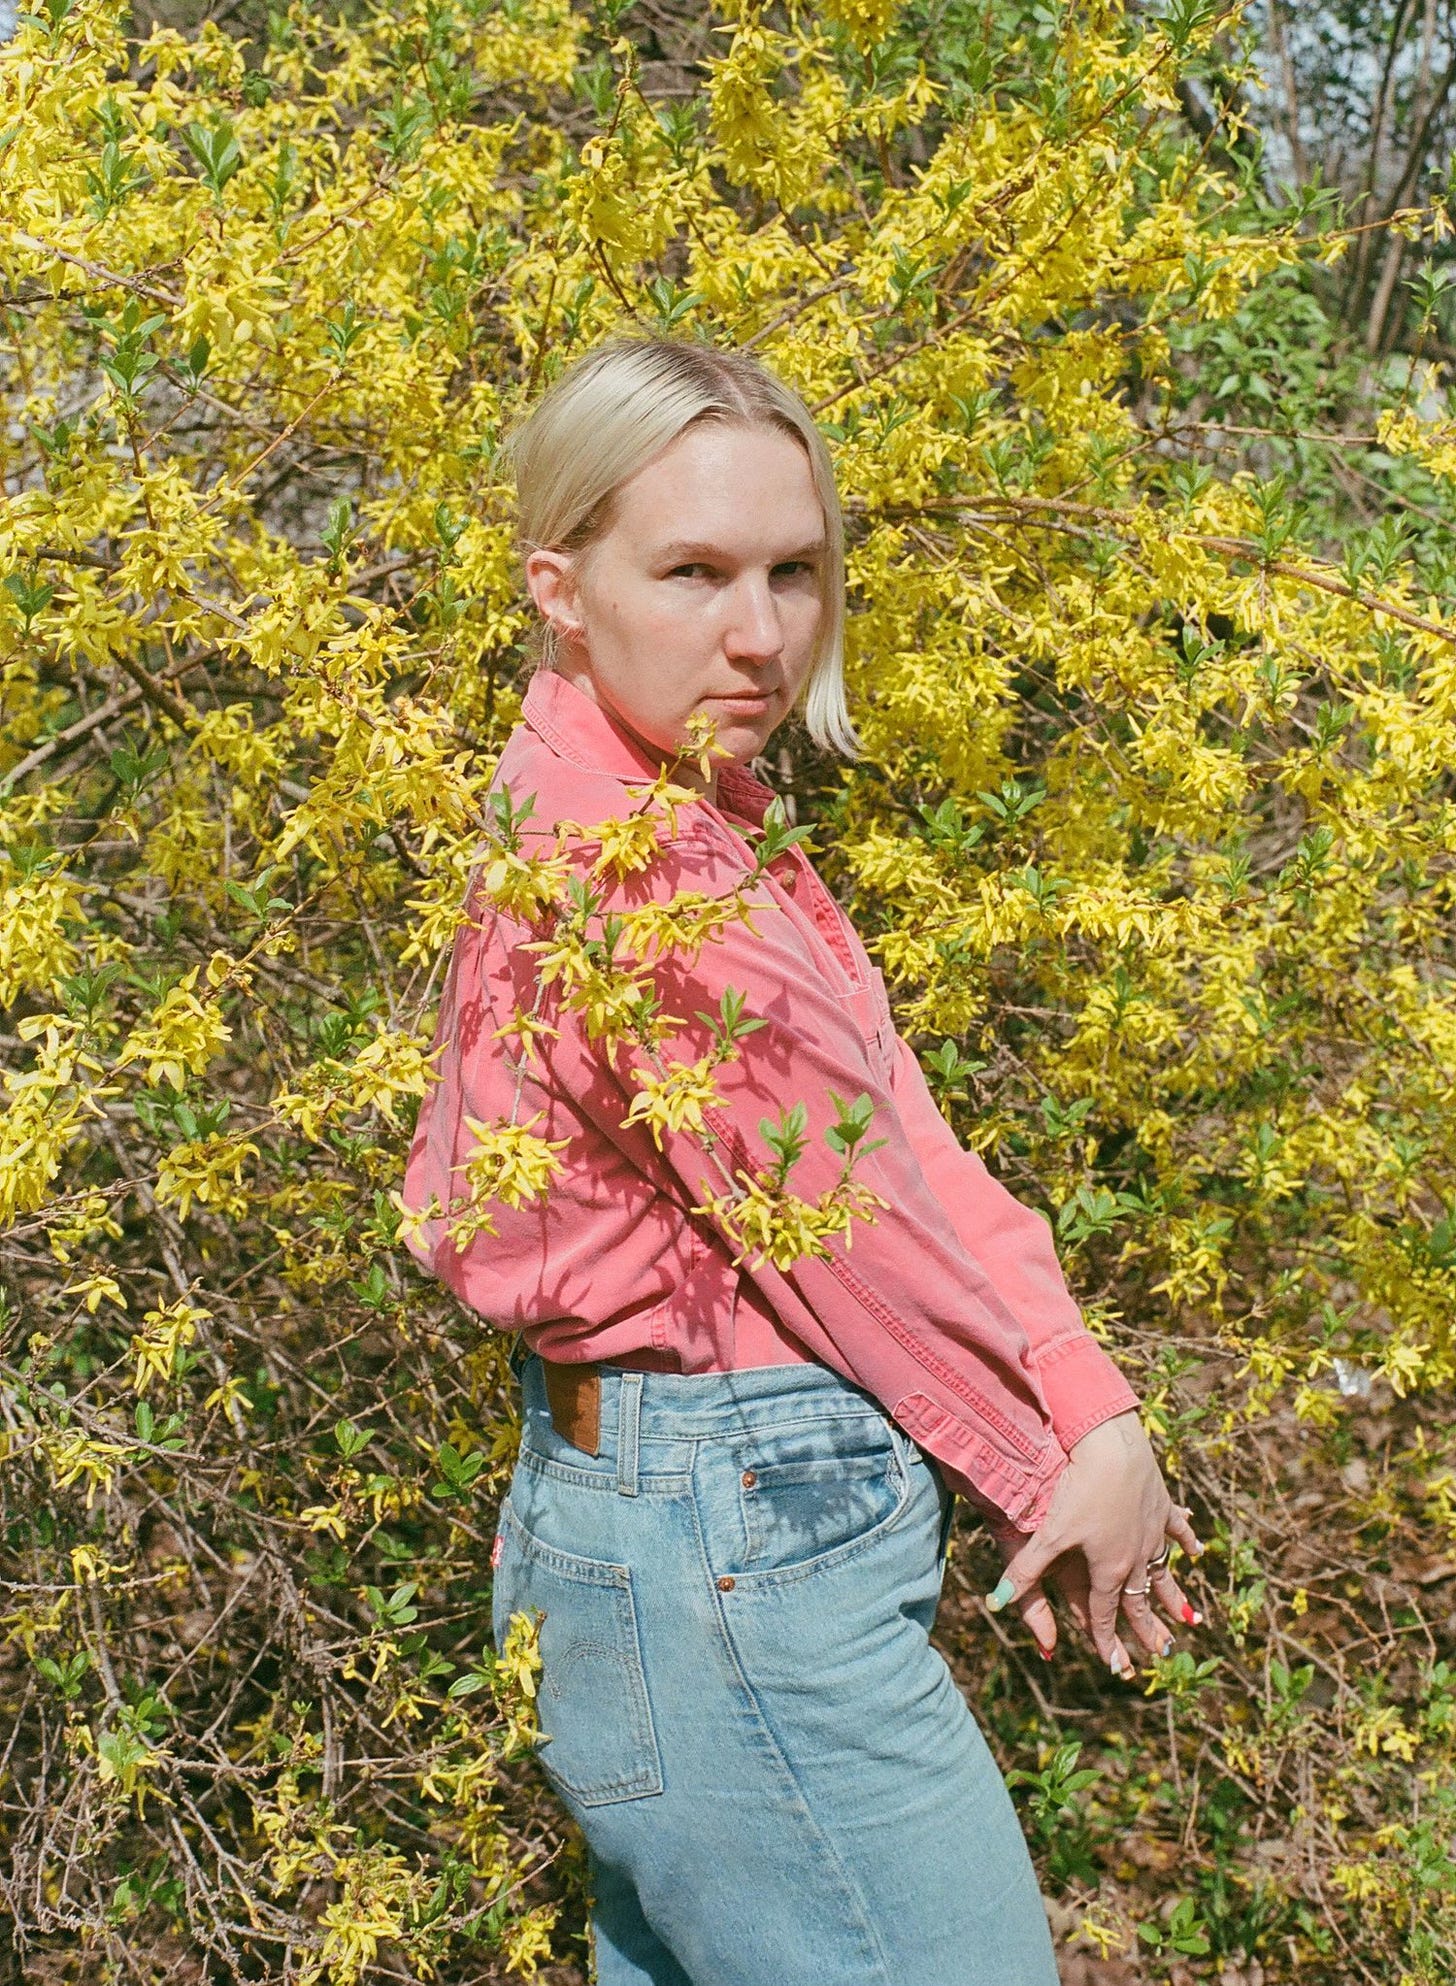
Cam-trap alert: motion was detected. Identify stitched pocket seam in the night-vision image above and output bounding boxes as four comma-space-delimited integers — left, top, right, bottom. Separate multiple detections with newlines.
500, 1504, 664, 1804
730, 1438, 916, 1590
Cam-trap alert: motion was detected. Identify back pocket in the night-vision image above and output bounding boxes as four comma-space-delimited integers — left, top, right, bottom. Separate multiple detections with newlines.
492, 1504, 664, 1807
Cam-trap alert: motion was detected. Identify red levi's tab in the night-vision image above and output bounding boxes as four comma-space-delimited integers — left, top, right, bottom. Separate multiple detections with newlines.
401, 669, 1140, 1531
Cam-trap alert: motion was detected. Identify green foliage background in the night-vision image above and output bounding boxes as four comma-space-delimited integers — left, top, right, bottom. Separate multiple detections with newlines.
3, 0, 1456, 1978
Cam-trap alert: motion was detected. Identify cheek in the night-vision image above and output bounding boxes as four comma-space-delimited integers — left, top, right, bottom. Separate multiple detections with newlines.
790, 591, 826, 643
634, 591, 713, 646
599, 582, 677, 638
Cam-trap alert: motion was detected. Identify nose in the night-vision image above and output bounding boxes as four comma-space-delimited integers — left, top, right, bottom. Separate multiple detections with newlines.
722, 573, 785, 663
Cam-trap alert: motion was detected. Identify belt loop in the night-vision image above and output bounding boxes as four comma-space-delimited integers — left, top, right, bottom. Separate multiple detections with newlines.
617, 1372, 642, 1498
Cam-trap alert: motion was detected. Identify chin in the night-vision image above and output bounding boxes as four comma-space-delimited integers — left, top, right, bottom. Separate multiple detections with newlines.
714, 717, 774, 756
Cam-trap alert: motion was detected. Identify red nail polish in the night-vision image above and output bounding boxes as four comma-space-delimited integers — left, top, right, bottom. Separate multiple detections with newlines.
1036, 1643, 1052, 1661
1181, 1602, 1203, 1626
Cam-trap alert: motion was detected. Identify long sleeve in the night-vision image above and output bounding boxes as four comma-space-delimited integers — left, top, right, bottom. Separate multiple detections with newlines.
885, 1033, 1140, 1449
493, 832, 1075, 1530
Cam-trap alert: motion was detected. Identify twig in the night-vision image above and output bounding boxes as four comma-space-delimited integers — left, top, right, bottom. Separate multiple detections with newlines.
10, 232, 183, 309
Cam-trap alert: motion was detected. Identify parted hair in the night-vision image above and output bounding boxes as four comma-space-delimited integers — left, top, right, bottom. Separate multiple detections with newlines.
504, 334, 859, 759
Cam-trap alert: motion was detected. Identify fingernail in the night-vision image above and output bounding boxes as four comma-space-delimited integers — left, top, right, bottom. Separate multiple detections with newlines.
1035, 1641, 1053, 1661
985, 1577, 1015, 1613
1109, 1653, 1126, 1678
1190, 1541, 1205, 1558
1160, 1638, 1173, 1658
1180, 1602, 1203, 1627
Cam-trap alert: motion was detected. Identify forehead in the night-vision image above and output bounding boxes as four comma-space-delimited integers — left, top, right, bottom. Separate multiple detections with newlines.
609, 421, 824, 547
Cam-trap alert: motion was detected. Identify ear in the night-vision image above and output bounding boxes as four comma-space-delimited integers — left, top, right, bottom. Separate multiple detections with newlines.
524, 547, 583, 641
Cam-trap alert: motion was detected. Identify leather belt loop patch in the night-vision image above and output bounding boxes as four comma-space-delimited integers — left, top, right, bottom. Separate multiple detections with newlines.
543, 1361, 601, 1457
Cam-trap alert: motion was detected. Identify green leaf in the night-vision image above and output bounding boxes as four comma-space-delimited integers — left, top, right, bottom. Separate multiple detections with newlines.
333, 1419, 369, 1459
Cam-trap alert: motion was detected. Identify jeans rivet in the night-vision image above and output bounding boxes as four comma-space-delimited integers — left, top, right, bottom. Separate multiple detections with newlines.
741, 1469, 757, 1489
717, 1575, 736, 1592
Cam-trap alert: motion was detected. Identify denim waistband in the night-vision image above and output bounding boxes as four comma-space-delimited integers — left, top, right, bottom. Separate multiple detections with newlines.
515, 1347, 891, 1449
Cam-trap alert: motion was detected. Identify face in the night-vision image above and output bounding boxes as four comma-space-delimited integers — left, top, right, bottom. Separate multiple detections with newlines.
524, 420, 828, 800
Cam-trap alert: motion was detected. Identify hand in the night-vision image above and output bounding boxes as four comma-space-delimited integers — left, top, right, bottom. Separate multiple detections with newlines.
984, 1411, 1205, 1675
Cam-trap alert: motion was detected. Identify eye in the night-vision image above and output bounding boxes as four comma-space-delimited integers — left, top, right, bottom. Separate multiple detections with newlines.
772, 560, 816, 578
668, 562, 716, 579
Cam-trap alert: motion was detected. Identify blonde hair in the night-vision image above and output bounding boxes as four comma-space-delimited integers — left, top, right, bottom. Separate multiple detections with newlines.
504, 334, 860, 760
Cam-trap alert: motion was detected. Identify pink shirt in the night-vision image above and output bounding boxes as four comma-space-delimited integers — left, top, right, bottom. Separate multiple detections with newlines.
402, 669, 1139, 1529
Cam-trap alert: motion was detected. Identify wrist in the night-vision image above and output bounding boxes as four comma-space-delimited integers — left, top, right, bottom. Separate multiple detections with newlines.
1067, 1405, 1144, 1457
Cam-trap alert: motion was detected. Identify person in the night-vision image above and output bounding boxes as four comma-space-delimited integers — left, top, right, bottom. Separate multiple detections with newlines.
401, 334, 1205, 1986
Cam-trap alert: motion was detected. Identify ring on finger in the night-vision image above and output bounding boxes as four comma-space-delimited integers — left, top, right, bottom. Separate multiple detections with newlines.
1121, 1579, 1150, 1598
1147, 1543, 1172, 1571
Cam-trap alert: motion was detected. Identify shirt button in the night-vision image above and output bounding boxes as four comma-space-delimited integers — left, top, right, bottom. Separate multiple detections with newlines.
741, 1469, 757, 1488
717, 1575, 736, 1592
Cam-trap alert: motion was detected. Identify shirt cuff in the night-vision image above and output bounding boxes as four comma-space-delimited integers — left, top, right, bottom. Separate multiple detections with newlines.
1034, 1330, 1140, 1451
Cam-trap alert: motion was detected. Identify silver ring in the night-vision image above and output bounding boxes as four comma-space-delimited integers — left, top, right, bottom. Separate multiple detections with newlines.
1147, 1543, 1172, 1571
1122, 1580, 1150, 1598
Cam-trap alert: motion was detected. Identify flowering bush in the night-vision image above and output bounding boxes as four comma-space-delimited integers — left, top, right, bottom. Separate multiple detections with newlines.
3, 0, 1455, 1978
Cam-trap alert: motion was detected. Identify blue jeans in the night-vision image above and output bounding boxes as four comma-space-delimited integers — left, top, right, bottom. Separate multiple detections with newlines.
491, 1352, 1059, 1986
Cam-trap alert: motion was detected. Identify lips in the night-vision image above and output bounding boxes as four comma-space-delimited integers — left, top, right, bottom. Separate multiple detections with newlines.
715, 690, 775, 708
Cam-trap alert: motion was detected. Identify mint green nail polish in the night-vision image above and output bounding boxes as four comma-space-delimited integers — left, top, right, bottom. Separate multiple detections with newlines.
985, 1576, 1015, 1613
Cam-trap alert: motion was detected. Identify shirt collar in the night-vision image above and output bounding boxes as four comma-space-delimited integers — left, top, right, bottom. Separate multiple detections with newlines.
521, 668, 777, 828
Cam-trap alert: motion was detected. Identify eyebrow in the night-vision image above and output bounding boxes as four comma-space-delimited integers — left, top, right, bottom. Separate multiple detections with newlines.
655, 537, 827, 564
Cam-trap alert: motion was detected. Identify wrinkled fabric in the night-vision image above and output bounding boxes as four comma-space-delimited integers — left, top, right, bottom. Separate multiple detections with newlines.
402, 669, 1138, 1527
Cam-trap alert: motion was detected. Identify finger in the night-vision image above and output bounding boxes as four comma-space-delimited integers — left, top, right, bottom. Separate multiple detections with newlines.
1014, 1586, 1058, 1658
1087, 1577, 1126, 1668
1047, 1560, 1133, 1676
1100, 1620, 1137, 1678
1117, 1582, 1175, 1661
1151, 1562, 1203, 1629
1046, 1553, 1094, 1639
984, 1531, 1064, 1616
1164, 1503, 1205, 1563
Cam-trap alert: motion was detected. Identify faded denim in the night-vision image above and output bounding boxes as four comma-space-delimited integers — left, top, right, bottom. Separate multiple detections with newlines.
491, 1352, 1060, 1986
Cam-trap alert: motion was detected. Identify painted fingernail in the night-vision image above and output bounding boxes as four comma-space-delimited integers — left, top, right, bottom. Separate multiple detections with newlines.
1160, 1638, 1174, 1658
985, 1577, 1016, 1613
1181, 1603, 1204, 1627
1036, 1643, 1053, 1661
1109, 1653, 1126, 1678
1190, 1541, 1206, 1558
